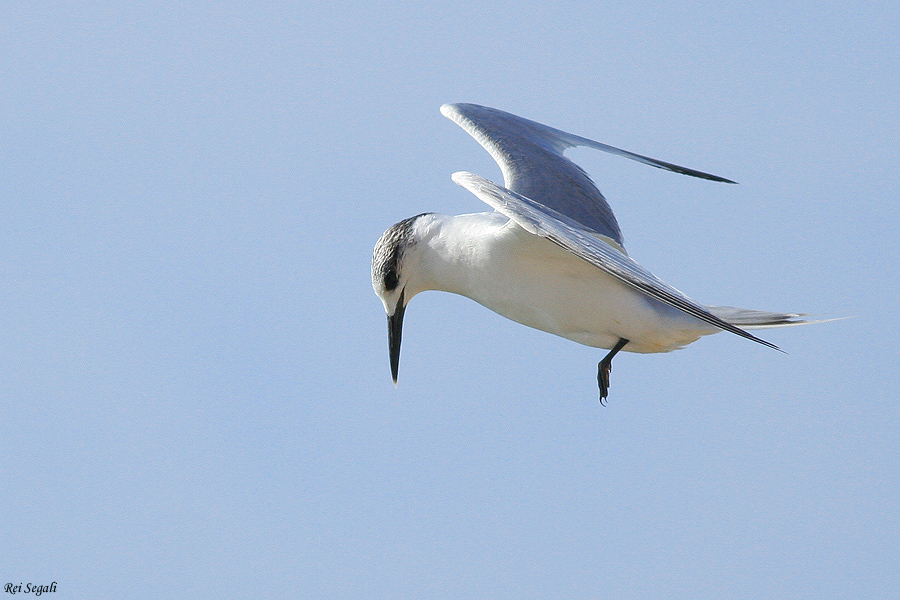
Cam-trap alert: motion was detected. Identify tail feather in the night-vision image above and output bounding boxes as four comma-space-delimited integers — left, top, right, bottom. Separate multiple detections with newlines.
705, 306, 827, 330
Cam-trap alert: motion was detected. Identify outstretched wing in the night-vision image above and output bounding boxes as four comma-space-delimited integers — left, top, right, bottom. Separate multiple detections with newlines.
451, 171, 779, 351
441, 103, 735, 247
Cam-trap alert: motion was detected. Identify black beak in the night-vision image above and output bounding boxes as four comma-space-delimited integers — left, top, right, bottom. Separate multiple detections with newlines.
388, 289, 406, 384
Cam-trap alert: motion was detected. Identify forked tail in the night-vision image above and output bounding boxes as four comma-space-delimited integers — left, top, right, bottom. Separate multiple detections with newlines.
705, 306, 824, 330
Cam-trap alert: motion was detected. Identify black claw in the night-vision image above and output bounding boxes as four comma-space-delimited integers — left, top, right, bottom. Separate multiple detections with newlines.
597, 362, 611, 404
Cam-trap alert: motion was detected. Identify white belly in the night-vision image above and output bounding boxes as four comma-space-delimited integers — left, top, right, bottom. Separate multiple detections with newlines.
458, 224, 718, 353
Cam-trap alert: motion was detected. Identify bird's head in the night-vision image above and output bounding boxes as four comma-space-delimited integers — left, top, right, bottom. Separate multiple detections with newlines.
372, 213, 434, 384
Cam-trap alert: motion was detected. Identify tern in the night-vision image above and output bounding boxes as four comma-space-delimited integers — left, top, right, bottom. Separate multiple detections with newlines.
373, 103, 813, 401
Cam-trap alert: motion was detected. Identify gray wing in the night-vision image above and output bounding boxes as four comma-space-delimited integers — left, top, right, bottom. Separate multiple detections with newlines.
451, 171, 779, 351
441, 103, 735, 247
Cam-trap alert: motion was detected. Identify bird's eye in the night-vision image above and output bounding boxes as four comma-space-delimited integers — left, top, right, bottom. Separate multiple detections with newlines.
383, 268, 399, 292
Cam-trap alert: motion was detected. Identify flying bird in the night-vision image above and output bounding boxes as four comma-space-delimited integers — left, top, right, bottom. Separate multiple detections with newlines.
373, 103, 812, 401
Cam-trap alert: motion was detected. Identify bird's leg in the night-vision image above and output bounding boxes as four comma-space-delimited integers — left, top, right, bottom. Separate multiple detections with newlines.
597, 338, 629, 404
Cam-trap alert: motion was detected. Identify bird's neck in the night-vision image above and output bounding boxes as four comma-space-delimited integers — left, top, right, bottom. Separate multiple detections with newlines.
408, 212, 508, 299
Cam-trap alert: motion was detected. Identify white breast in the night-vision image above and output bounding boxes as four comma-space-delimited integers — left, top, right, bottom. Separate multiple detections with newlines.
419, 213, 719, 354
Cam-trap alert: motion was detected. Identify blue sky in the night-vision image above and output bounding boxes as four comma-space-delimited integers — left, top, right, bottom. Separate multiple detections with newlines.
2, 2, 897, 599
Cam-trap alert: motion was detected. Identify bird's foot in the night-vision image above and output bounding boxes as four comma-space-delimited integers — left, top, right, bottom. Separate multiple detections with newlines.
597, 361, 613, 405
596, 337, 629, 406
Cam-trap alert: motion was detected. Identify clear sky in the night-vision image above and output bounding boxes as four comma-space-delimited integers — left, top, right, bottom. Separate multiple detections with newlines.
2, 2, 897, 599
